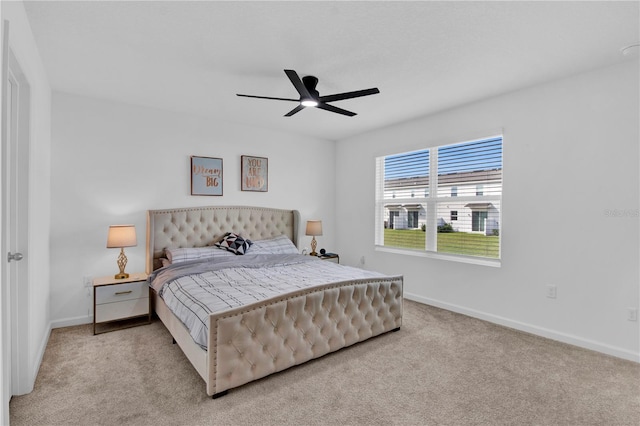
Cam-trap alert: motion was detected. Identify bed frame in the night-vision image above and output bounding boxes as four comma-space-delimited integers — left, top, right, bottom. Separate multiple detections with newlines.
146, 205, 403, 397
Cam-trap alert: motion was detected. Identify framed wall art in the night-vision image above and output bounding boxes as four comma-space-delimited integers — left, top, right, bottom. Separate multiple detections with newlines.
241, 155, 268, 192
191, 156, 223, 196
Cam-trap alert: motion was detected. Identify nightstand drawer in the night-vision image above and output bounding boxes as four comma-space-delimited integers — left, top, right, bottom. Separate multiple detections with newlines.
95, 281, 147, 304
95, 297, 149, 323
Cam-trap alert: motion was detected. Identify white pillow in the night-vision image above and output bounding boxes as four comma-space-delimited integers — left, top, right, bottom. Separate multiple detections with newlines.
164, 246, 235, 264
248, 235, 298, 255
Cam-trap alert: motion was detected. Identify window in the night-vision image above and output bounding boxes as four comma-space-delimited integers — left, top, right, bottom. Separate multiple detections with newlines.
375, 136, 502, 262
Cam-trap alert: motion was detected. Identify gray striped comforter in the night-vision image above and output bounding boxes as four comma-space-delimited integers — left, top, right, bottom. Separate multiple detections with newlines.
148, 254, 385, 349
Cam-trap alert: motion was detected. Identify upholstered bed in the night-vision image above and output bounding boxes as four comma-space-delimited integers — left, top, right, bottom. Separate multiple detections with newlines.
145, 205, 403, 397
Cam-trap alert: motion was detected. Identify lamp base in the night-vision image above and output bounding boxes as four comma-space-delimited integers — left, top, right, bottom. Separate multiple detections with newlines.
310, 236, 318, 257
115, 248, 129, 280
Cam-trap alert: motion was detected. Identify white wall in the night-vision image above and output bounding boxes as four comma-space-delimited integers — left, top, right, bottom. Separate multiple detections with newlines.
1, 0, 51, 398
50, 93, 335, 326
336, 60, 640, 361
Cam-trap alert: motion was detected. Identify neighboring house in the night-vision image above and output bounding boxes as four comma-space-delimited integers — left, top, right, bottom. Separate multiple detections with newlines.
384, 169, 502, 235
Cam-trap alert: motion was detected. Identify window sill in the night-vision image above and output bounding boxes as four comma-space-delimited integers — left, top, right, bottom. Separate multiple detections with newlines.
374, 246, 501, 268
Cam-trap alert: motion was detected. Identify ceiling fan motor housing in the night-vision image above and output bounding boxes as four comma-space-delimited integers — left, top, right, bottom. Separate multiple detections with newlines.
302, 75, 320, 98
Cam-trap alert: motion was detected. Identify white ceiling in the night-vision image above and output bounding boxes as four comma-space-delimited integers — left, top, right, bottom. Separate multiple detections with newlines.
22, 0, 639, 141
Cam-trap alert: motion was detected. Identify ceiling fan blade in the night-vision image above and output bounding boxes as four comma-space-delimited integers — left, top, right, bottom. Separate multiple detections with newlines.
284, 104, 305, 117
318, 88, 380, 103
317, 103, 357, 117
236, 94, 299, 102
284, 69, 312, 99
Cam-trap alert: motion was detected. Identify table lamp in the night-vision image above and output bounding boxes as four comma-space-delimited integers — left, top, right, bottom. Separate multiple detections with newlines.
305, 220, 322, 256
106, 224, 137, 279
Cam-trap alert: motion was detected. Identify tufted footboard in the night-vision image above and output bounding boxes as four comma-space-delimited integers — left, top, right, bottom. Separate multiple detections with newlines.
208, 277, 403, 396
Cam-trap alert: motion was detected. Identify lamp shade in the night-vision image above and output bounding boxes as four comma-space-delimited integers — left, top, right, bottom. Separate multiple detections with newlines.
305, 220, 323, 236
106, 225, 137, 248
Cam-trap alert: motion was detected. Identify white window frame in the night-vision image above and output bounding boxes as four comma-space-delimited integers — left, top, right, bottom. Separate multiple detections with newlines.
375, 135, 502, 267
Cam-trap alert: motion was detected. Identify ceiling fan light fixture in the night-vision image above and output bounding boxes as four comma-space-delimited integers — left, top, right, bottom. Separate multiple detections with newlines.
301, 98, 318, 107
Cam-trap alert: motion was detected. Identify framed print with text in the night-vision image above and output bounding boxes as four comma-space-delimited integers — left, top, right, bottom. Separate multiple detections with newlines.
191, 156, 223, 196
241, 155, 268, 192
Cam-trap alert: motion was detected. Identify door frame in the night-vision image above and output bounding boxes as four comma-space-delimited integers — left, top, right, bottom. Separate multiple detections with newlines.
0, 18, 9, 425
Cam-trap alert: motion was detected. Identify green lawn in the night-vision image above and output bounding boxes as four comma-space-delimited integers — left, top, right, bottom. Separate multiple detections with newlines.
383, 228, 499, 258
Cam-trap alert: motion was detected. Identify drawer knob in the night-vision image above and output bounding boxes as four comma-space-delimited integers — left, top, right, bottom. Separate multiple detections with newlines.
115, 290, 133, 295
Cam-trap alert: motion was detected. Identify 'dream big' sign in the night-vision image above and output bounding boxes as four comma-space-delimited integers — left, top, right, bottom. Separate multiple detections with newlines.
191, 156, 223, 196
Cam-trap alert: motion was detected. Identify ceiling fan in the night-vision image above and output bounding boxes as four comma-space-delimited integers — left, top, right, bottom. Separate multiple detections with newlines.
236, 69, 380, 117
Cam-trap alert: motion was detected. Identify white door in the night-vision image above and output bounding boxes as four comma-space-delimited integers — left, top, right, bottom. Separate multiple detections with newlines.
1, 18, 31, 423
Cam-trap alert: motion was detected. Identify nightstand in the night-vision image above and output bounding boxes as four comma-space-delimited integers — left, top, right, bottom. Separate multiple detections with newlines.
93, 273, 150, 335
318, 253, 339, 263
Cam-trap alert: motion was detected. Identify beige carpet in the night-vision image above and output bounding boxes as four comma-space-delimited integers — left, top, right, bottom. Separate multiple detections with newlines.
10, 300, 640, 425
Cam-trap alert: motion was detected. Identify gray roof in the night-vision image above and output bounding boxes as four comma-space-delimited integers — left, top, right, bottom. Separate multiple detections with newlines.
385, 169, 501, 190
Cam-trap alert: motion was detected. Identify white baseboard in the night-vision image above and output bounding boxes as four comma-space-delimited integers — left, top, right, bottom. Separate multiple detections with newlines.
15, 322, 52, 396
404, 292, 640, 363
51, 315, 92, 329
29, 322, 52, 393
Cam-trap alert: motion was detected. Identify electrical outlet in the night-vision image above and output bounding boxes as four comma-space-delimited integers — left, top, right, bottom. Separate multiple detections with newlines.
546, 285, 557, 299
628, 308, 638, 322
360, 256, 366, 265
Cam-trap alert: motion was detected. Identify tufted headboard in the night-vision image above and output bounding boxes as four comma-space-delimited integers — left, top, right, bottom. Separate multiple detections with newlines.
145, 205, 301, 273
